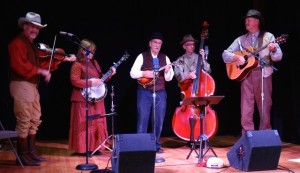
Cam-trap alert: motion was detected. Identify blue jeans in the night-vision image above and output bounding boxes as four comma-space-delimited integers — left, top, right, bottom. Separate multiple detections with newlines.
137, 89, 167, 149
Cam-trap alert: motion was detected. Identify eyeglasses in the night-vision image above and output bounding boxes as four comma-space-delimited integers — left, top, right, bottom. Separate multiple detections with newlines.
151, 40, 163, 45
184, 43, 195, 47
84, 50, 95, 56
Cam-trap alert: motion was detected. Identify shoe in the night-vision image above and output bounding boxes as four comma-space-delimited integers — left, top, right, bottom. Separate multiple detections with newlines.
79, 153, 88, 156
87, 151, 103, 157
72, 151, 102, 157
156, 148, 164, 154
91, 151, 102, 156
187, 141, 199, 149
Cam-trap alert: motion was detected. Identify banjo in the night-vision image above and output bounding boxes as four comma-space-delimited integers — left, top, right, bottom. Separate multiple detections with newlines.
81, 52, 130, 103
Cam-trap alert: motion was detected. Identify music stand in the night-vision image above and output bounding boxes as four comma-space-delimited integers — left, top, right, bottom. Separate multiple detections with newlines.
182, 96, 224, 167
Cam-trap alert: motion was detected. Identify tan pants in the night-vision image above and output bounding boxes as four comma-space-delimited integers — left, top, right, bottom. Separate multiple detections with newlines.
10, 81, 42, 138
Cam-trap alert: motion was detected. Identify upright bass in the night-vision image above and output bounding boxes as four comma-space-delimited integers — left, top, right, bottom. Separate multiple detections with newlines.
172, 21, 218, 142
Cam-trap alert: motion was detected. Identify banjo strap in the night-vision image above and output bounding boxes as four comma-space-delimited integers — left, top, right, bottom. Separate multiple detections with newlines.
91, 59, 102, 77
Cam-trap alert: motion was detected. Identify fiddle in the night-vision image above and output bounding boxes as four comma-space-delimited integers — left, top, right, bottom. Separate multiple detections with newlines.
37, 43, 71, 61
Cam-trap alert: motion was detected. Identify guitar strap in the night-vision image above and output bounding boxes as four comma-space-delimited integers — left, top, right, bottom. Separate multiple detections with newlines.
257, 31, 265, 49
258, 32, 273, 65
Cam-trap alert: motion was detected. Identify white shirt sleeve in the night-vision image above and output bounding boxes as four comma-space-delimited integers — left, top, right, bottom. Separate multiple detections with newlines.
130, 53, 144, 79
164, 56, 174, 81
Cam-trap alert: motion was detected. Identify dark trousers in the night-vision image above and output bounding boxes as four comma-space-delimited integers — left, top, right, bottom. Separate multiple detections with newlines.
136, 89, 167, 149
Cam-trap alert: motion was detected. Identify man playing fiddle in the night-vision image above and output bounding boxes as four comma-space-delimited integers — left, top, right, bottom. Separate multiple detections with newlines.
8, 12, 75, 166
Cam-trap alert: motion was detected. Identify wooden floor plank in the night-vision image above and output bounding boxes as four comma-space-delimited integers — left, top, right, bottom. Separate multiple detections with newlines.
0, 136, 299, 173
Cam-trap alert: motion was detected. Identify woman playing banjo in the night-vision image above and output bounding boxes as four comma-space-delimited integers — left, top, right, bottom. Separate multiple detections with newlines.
68, 39, 116, 155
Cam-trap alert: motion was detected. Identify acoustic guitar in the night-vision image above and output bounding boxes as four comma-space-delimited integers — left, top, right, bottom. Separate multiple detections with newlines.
226, 34, 288, 81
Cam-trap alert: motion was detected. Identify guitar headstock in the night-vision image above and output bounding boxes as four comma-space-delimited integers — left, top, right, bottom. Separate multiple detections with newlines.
274, 34, 289, 44
201, 21, 209, 40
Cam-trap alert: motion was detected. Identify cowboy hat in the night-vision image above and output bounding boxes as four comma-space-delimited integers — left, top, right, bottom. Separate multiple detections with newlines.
180, 34, 198, 44
18, 12, 47, 28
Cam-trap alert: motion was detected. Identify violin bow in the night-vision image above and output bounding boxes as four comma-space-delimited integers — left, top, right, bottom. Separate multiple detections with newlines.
48, 35, 58, 72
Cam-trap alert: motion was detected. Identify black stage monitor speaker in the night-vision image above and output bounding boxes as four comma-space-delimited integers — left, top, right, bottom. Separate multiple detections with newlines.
111, 133, 156, 173
227, 130, 282, 171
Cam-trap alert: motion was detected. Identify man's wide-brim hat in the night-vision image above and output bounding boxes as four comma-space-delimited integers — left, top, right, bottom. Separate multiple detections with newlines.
180, 34, 198, 44
243, 9, 262, 21
18, 12, 47, 28
149, 32, 165, 42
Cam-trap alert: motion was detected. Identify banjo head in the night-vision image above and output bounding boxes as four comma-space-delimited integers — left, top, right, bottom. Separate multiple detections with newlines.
81, 82, 107, 103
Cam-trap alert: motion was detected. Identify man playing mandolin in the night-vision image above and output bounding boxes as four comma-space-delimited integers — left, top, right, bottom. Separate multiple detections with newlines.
222, 9, 283, 134
130, 32, 174, 154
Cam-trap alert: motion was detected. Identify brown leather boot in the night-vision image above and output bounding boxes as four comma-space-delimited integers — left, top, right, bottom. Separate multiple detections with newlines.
28, 134, 47, 162
17, 137, 40, 166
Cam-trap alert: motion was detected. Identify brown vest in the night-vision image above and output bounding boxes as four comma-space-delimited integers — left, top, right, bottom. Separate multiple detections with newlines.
10, 34, 40, 84
138, 50, 167, 91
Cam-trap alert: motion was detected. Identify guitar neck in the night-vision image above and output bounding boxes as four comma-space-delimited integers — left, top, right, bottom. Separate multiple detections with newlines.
100, 58, 124, 82
249, 35, 287, 55
253, 42, 270, 54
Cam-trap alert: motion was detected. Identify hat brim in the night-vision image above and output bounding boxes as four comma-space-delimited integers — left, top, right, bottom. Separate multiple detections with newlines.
150, 36, 164, 42
180, 39, 198, 45
149, 32, 165, 42
242, 15, 261, 20
18, 17, 47, 28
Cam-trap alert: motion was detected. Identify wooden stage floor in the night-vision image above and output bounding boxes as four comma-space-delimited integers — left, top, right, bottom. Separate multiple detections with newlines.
0, 135, 299, 173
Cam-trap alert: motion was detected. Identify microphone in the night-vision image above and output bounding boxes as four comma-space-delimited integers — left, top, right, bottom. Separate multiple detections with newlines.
204, 46, 209, 60
59, 31, 74, 37
238, 40, 243, 51
153, 58, 160, 72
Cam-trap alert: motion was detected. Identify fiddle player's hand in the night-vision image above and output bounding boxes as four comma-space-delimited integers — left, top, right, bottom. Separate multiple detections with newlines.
268, 43, 277, 53
38, 69, 51, 82
233, 55, 246, 66
143, 70, 155, 78
89, 78, 102, 86
64, 54, 76, 62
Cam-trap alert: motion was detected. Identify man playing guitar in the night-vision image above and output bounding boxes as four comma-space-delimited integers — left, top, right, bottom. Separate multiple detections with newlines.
222, 9, 283, 134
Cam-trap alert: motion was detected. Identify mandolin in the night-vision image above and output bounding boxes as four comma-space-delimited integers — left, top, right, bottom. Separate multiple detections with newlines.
137, 60, 182, 88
